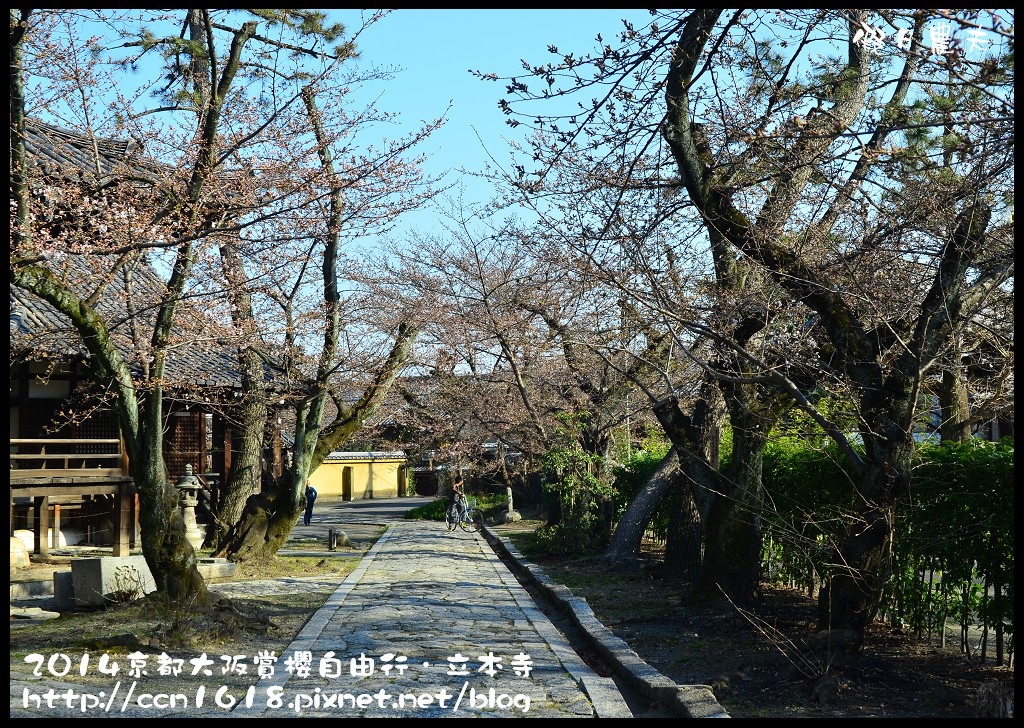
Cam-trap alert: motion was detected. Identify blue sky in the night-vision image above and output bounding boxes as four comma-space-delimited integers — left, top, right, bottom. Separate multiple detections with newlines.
327, 9, 1012, 244
326, 9, 655, 238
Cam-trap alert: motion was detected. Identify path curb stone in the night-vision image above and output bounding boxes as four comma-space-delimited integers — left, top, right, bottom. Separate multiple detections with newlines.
482, 524, 732, 719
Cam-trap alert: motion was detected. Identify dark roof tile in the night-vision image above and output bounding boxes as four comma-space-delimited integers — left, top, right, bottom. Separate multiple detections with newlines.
11, 119, 282, 391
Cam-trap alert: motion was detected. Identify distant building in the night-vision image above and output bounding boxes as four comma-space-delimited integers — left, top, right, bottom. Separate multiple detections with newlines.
309, 451, 410, 500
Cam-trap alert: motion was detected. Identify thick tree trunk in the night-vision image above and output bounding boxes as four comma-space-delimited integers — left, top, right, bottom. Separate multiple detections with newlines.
685, 376, 786, 604
136, 466, 211, 604
652, 381, 775, 599
939, 342, 972, 442
667, 392, 724, 584
815, 503, 891, 638
207, 348, 268, 548
690, 425, 765, 603
215, 472, 299, 563
136, 391, 210, 604
208, 400, 266, 546
601, 448, 680, 567
208, 237, 271, 548
817, 433, 913, 634
651, 388, 734, 587
663, 479, 703, 581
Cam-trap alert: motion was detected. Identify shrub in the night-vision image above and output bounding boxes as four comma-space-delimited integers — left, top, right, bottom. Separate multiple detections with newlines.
759, 434, 1014, 655
403, 492, 508, 522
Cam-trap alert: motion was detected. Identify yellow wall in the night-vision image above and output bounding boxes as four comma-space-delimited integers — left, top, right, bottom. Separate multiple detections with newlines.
308, 457, 407, 500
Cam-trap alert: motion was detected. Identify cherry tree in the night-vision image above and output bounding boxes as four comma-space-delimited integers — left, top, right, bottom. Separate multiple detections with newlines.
213, 81, 437, 561
382, 205, 672, 542
489, 8, 1013, 639
10, 9, 439, 594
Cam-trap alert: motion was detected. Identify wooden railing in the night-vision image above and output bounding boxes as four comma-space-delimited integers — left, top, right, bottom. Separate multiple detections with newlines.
9, 438, 126, 478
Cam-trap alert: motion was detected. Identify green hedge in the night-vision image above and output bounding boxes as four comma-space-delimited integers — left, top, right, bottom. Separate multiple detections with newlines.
760, 436, 1014, 658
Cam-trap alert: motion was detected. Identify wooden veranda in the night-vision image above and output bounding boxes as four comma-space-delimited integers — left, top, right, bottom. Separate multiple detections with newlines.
9, 437, 137, 558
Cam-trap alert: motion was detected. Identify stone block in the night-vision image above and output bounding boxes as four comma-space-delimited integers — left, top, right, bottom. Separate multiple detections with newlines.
673, 685, 730, 718
10, 579, 52, 599
53, 570, 76, 611
197, 557, 237, 582
13, 528, 73, 550
71, 556, 157, 606
578, 675, 633, 718
10, 606, 62, 622
10, 536, 30, 568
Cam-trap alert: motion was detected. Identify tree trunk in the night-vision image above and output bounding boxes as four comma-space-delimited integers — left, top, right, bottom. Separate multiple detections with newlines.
815, 502, 891, 637
817, 426, 914, 634
207, 367, 267, 548
544, 469, 564, 526
689, 372, 787, 604
135, 465, 210, 604
208, 234, 270, 548
136, 391, 210, 604
215, 323, 418, 563
690, 443, 763, 603
650, 384, 776, 601
601, 448, 680, 568
215, 471, 299, 563
214, 390, 310, 564
663, 479, 703, 581
939, 338, 972, 442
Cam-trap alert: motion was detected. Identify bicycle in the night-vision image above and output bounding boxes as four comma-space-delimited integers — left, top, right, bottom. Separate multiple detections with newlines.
445, 496, 482, 533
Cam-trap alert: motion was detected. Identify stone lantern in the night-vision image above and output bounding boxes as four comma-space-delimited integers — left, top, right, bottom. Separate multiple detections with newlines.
175, 464, 205, 550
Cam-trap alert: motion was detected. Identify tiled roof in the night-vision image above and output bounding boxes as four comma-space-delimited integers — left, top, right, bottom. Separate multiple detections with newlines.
323, 451, 407, 461
10, 258, 263, 388
21, 117, 155, 180
10, 119, 280, 390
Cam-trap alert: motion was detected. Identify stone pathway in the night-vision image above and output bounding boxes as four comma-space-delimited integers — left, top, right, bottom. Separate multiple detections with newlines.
11, 519, 632, 718
229, 520, 630, 718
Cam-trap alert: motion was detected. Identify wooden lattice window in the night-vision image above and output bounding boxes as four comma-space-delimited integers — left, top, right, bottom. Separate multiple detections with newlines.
165, 410, 204, 480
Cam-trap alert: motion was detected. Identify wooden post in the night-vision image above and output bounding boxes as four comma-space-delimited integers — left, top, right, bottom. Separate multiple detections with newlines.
113, 479, 131, 556
119, 431, 130, 475
131, 491, 140, 548
52, 503, 61, 549
33, 495, 50, 558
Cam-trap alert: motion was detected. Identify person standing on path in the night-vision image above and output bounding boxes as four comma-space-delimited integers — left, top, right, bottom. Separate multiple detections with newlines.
303, 482, 317, 526
449, 475, 467, 522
